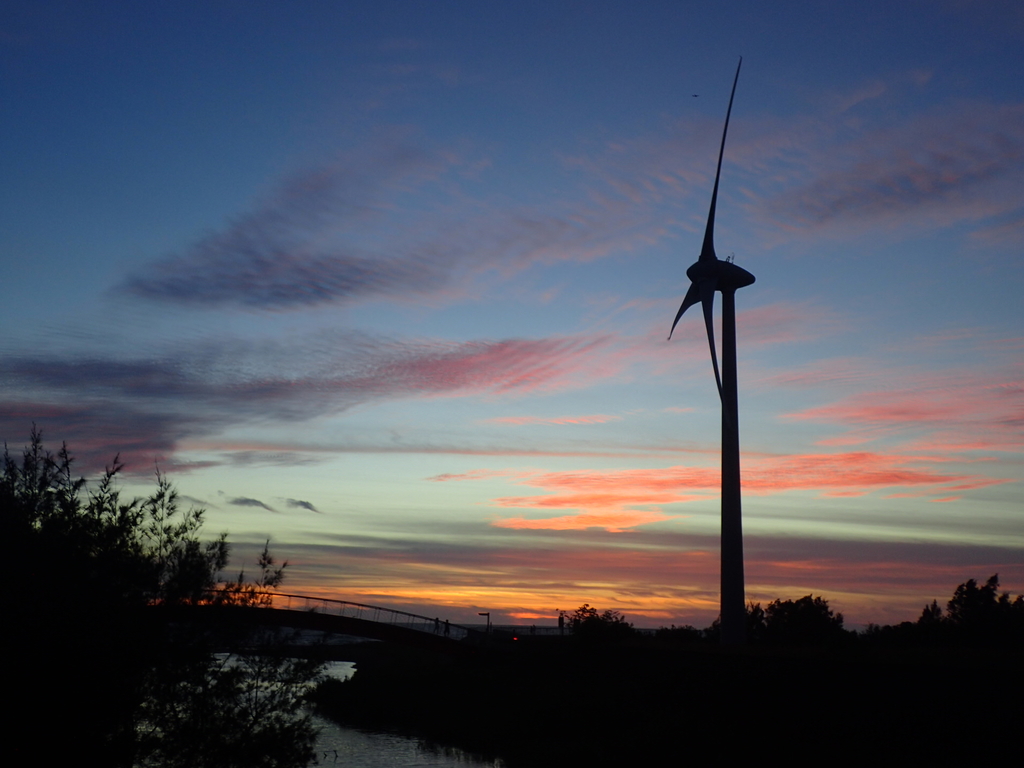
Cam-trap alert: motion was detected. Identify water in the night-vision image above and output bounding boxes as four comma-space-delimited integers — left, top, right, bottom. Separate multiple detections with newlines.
312, 718, 503, 767
311, 662, 503, 768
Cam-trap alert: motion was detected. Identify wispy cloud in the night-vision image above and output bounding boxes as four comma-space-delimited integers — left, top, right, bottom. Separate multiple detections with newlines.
826, 80, 889, 115
562, 80, 1023, 249
1, 334, 613, 409
759, 101, 1024, 233
123, 147, 454, 310
550, 83, 1024, 276
736, 302, 841, 347
120, 139, 664, 313
493, 508, 675, 533
484, 414, 622, 426
1, 332, 616, 471
223, 451, 324, 467
784, 370, 1024, 452
117, 91, 1024, 324
286, 499, 321, 513
968, 210, 1024, 244
757, 357, 876, 389
228, 497, 277, 512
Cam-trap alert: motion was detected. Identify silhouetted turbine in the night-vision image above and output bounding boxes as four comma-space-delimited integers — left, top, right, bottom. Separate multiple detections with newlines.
669, 58, 753, 646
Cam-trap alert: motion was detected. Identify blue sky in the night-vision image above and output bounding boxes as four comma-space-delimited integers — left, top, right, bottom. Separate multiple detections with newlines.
2, 1, 1022, 626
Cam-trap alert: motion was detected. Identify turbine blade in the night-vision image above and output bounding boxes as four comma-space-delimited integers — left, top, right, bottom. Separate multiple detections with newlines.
699, 56, 742, 263
700, 279, 723, 398
668, 281, 701, 339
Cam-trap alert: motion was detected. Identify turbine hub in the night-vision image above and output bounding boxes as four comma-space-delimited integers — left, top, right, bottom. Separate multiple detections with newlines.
685, 258, 755, 291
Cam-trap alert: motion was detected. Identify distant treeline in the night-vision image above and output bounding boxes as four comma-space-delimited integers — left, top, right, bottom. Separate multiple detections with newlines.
566, 576, 1024, 648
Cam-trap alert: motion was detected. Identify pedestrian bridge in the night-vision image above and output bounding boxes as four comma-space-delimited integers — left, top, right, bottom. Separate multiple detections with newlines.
161, 590, 485, 654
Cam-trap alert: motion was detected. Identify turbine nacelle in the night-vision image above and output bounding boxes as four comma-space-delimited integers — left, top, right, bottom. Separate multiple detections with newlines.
669, 255, 755, 398
685, 258, 755, 292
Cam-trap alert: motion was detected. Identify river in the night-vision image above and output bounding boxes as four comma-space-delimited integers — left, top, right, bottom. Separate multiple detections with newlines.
311, 662, 503, 768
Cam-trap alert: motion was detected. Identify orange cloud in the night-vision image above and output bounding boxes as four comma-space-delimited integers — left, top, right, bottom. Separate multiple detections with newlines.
464, 450, 1014, 531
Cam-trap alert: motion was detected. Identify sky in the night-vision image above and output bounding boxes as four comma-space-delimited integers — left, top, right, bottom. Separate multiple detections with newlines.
2, 0, 1022, 628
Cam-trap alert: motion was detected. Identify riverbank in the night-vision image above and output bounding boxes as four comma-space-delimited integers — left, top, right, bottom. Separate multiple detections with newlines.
312, 638, 1023, 765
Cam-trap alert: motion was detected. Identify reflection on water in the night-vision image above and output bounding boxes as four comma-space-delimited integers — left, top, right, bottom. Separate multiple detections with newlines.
311, 662, 503, 768
312, 717, 502, 767
322, 660, 358, 683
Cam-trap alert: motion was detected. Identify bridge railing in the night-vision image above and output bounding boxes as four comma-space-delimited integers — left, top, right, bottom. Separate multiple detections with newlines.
207, 589, 473, 641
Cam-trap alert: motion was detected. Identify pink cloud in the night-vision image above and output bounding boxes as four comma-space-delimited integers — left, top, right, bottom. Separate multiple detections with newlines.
791, 398, 963, 425
350, 335, 619, 398
783, 370, 1024, 452
742, 452, 1010, 494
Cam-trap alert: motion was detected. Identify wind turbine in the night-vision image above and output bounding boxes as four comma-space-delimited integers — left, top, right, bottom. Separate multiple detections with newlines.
669, 58, 753, 645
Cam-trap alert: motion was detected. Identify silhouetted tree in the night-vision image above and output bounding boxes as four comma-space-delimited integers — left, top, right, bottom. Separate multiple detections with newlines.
2, 430, 322, 767
762, 594, 848, 646
568, 603, 636, 641
745, 600, 767, 643
919, 599, 943, 624
862, 575, 1024, 648
136, 543, 324, 768
943, 574, 1023, 646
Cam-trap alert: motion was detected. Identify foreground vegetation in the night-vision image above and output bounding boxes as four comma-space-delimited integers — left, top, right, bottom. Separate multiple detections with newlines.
3, 431, 323, 767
